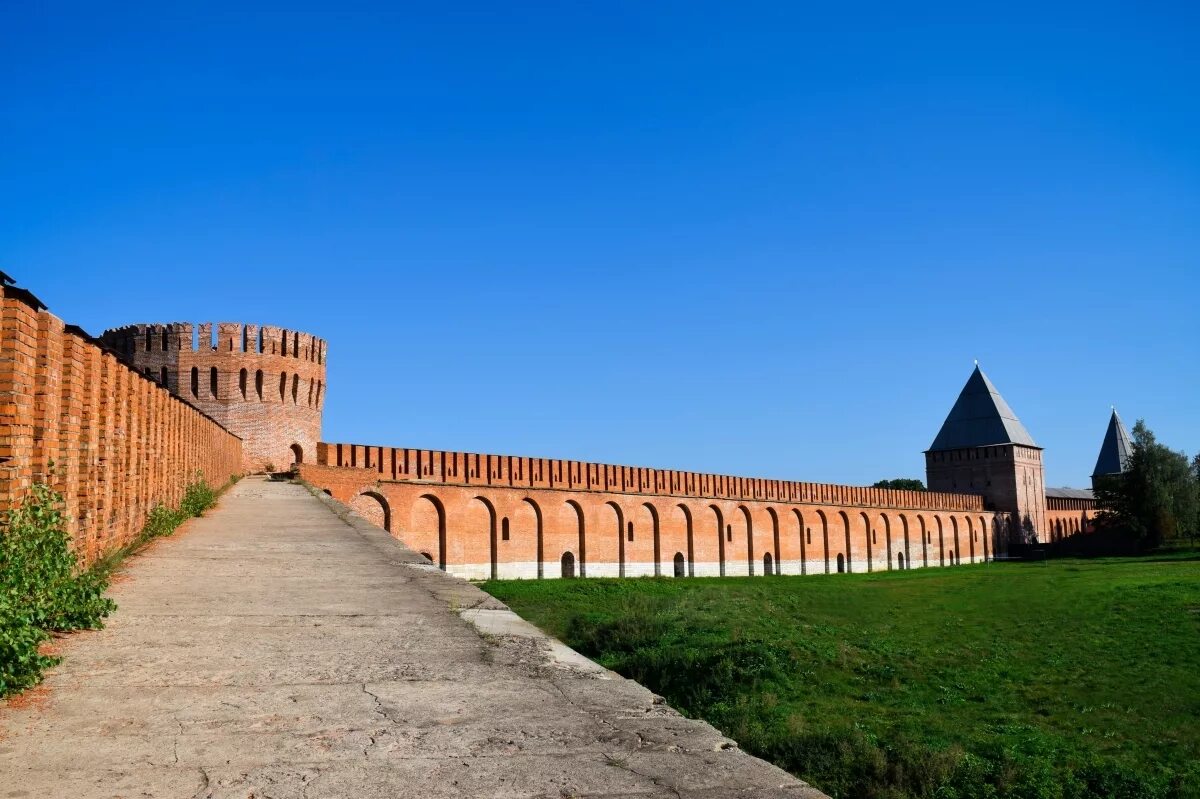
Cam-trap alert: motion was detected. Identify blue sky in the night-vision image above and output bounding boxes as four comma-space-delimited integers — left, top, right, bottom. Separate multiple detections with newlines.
4, 2, 1197, 488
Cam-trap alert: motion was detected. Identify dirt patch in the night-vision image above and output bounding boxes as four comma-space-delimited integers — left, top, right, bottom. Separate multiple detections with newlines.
4, 685, 51, 712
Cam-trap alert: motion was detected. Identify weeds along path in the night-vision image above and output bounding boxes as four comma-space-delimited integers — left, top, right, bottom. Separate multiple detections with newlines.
0, 475, 825, 799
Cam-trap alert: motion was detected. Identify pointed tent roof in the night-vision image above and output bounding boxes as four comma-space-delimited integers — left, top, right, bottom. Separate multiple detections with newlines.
1092, 408, 1133, 478
928, 366, 1038, 452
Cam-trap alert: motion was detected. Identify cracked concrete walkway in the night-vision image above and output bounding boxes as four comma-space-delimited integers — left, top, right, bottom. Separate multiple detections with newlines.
0, 477, 825, 798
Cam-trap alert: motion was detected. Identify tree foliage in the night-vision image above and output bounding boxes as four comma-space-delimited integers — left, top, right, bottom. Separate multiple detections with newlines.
1094, 420, 1199, 549
872, 478, 926, 491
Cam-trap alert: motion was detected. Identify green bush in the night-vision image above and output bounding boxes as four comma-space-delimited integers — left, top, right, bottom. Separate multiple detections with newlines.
178, 477, 217, 518
143, 504, 185, 539
0, 482, 114, 696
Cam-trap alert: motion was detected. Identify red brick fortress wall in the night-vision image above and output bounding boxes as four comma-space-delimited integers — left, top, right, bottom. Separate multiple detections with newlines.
1045, 495, 1098, 541
301, 443, 999, 580
99, 322, 326, 473
0, 285, 243, 567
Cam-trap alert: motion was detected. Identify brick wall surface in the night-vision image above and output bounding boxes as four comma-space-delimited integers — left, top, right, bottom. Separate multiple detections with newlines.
300, 442, 1000, 580
98, 322, 325, 473
1045, 495, 1098, 540
0, 286, 243, 566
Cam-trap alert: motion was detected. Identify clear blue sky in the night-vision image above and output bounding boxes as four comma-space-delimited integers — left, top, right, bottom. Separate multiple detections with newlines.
5, 2, 1197, 488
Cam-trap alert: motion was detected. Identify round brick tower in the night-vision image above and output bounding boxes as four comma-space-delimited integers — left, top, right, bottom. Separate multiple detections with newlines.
99, 322, 326, 473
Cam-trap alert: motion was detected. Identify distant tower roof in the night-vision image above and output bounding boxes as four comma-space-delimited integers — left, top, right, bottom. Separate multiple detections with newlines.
928, 366, 1039, 451
1092, 408, 1133, 478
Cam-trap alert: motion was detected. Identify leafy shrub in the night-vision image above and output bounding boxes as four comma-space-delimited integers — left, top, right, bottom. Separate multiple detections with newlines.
0, 482, 114, 696
143, 504, 185, 539
178, 476, 217, 518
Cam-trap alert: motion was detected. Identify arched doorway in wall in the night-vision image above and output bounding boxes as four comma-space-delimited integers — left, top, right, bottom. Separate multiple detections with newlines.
936, 517, 945, 566
917, 515, 928, 567
817, 510, 830, 574
862, 511, 873, 572
561, 551, 576, 579
837, 552, 845, 573
739, 505, 755, 576
409, 494, 448, 571
793, 510, 807, 576
517, 498, 543, 579
674, 505, 695, 578
710, 505, 726, 577
289, 443, 304, 466
951, 517, 961, 567
897, 551, 905, 570
468, 496, 499, 581
763, 552, 773, 576
881, 513, 893, 571
767, 508, 782, 576
566, 501, 587, 578
606, 502, 626, 578
673, 552, 686, 577
351, 491, 391, 533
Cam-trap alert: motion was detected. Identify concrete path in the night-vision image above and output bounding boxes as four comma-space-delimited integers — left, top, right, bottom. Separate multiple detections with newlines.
0, 477, 824, 799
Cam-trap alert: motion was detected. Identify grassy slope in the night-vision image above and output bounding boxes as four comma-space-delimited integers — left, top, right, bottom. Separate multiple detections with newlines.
484, 556, 1200, 799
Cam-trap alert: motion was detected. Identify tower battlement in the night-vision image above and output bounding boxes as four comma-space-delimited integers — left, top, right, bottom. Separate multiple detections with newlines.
99, 321, 327, 472
100, 321, 327, 362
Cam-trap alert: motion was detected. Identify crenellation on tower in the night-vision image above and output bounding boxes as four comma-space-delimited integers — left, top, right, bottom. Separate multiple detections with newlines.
99, 320, 326, 473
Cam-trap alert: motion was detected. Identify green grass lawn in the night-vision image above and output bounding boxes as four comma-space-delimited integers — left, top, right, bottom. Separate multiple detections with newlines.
483, 556, 1200, 799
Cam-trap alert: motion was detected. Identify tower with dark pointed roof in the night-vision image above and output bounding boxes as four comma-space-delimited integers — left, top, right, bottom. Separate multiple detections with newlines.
925, 366, 1047, 550
1091, 408, 1133, 489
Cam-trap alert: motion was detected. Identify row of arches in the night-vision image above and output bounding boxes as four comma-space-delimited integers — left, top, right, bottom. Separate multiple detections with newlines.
345, 486, 997, 580
1048, 514, 1090, 541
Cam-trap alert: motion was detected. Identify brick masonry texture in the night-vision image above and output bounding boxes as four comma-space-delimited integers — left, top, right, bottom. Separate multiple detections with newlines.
0, 286, 242, 567
299, 443, 999, 579
1045, 494, 1097, 540
98, 322, 325, 473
